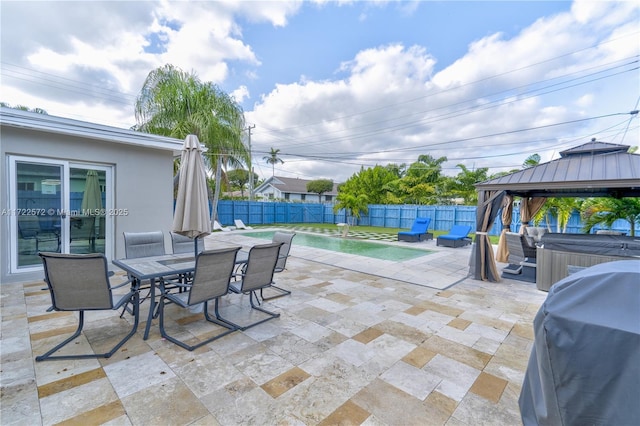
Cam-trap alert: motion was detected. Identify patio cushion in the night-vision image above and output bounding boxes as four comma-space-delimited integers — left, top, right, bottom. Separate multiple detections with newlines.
437, 225, 471, 240
398, 218, 432, 242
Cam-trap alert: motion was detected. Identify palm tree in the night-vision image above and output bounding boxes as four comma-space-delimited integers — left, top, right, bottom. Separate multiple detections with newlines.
522, 153, 541, 168
263, 147, 284, 177
333, 192, 369, 226
534, 198, 581, 233
135, 64, 247, 224
581, 197, 640, 236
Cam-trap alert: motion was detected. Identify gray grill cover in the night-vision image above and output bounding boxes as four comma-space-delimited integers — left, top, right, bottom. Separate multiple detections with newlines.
519, 260, 640, 425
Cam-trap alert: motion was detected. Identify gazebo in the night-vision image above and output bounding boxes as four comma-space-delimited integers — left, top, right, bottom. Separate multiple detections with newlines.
472, 139, 640, 282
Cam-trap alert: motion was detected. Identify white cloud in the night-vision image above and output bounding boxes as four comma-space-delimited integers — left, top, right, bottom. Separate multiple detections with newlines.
247, 1, 639, 181
1, 0, 637, 182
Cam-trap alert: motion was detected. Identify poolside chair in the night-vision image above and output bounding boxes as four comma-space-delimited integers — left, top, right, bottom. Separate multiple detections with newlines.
228, 242, 283, 330
502, 232, 536, 283
260, 231, 296, 301
36, 252, 139, 361
158, 247, 241, 351
398, 217, 433, 242
213, 220, 232, 232
234, 219, 253, 230
436, 225, 472, 248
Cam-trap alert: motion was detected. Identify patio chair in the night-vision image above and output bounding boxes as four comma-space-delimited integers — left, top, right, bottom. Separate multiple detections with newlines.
36, 252, 139, 361
69, 216, 96, 252
123, 231, 180, 315
158, 247, 241, 351
228, 242, 283, 330
398, 217, 433, 242
213, 220, 232, 232
18, 216, 60, 254
170, 232, 205, 254
436, 225, 472, 248
124, 230, 166, 258
234, 219, 253, 230
502, 232, 536, 282
260, 231, 296, 301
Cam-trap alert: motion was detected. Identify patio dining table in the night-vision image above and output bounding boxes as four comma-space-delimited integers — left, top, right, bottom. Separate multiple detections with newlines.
112, 249, 249, 340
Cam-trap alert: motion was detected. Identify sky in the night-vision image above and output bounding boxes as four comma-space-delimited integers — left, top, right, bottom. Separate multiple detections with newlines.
1, 0, 639, 183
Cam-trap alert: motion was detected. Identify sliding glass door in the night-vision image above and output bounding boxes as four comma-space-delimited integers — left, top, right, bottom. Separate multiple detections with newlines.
9, 156, 112, 272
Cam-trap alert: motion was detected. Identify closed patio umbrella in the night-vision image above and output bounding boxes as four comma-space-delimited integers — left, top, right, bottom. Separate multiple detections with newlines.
81, 170, 102, 213
172, 135, 211, 256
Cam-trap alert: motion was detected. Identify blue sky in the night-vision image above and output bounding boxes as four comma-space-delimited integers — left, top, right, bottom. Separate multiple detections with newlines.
231, 1, 572, 106
1, 1, 638, 182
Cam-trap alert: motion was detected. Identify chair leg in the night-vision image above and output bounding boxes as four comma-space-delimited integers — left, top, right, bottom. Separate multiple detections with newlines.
204, 298, 241, 330
35, 312, 86, 361
260, 284, 291, 301
36, 292, 139, 361
159, 296, 238, 351
241, 291, 280, 331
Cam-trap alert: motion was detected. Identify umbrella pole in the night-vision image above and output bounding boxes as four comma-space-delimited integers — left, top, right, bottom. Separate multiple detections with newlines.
194, 236, 199, 258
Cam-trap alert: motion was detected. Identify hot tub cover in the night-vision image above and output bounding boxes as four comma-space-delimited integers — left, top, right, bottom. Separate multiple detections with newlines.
519, 260, 640, 425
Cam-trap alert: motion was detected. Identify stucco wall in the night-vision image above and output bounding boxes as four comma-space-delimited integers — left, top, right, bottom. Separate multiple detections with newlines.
1, 126, 175, 283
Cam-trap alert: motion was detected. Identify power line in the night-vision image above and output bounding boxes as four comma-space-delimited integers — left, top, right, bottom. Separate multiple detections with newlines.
254, 60, 638, 150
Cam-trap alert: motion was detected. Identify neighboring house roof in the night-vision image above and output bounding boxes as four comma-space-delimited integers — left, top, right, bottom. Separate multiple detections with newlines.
255, 176, 340, 196
475, 139, 640, 197
0, 107, 184, 154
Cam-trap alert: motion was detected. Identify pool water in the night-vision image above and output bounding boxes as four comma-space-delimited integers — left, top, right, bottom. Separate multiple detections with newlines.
242, 231, 433, 261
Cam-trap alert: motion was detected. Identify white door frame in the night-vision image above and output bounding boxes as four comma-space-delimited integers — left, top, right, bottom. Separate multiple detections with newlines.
8, 155, 113, 273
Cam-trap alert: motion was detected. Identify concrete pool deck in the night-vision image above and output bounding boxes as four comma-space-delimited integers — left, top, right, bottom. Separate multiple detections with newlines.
1, 231, 547, 425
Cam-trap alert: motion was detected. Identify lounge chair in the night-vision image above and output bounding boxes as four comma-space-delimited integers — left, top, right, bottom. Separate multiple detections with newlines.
213, 220, 232, 232
502, 232, 536, 282
234, 219, 253, 230
398, 217, 432, 242
436, 225, 472, 248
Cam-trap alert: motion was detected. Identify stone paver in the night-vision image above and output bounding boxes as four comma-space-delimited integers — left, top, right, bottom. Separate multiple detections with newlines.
0, 229, 547, 425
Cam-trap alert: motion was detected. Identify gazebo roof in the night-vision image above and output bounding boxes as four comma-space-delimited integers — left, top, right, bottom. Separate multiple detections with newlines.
475, 139, 640, 198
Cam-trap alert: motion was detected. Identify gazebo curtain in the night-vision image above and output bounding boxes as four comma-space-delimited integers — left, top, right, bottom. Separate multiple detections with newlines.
472, 189, 506, 282
519, 197, 546, 233
496, 195, 513, 263
495, 195, 546, 263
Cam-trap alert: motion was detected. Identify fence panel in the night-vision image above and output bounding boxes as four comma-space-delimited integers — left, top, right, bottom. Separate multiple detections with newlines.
384, 205, 402, 228
368, 205, 386, 227
211, 201, 634, 235
260, 202, 275, 224
217, 200, 234, 226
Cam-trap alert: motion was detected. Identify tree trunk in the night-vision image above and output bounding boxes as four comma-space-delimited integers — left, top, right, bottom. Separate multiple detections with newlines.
210, 156, 223, 226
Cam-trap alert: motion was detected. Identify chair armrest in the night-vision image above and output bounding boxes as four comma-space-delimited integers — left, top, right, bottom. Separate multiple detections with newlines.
159, 281, 193, 291
110, 278, 136, 290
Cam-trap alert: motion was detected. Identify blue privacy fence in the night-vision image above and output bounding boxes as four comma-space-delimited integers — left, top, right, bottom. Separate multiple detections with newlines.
217, 201, 635, 236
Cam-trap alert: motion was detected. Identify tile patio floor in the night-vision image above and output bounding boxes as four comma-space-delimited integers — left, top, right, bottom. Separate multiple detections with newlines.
1, 230, 548, 425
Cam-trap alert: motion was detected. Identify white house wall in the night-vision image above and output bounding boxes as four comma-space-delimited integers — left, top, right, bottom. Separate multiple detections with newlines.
1, 127, 175, 283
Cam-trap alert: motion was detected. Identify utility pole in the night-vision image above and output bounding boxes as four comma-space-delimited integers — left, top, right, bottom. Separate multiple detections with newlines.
246, 124, 256, 201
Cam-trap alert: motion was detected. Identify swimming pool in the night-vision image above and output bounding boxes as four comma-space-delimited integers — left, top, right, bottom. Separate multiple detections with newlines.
241, 231, 433, 261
